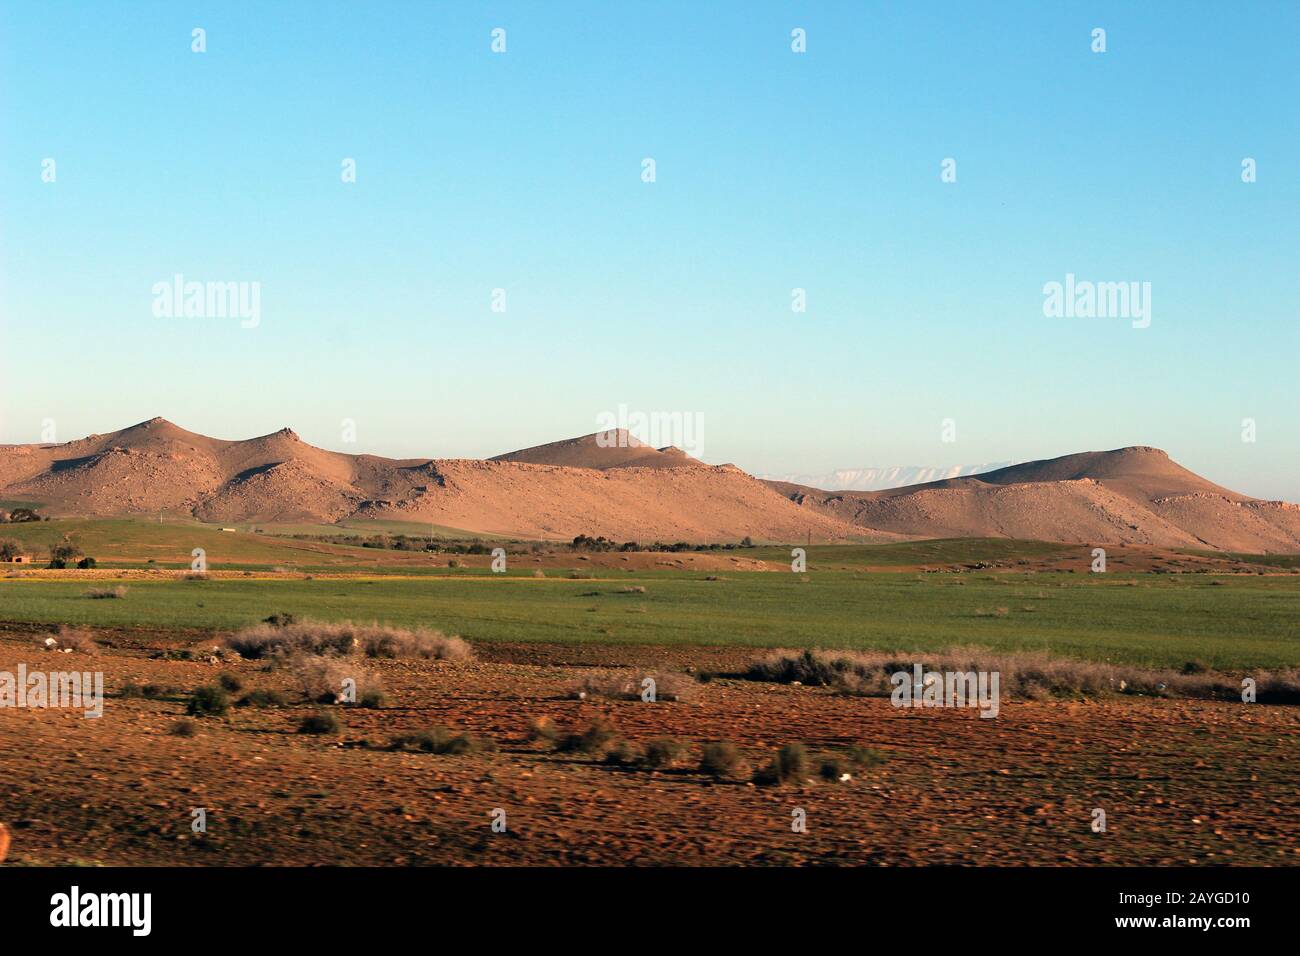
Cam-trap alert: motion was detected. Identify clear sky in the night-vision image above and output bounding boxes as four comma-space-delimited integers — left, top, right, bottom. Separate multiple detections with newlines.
2, 1, 1297, 499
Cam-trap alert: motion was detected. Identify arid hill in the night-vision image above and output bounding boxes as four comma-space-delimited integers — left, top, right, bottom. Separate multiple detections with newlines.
0, 419, 871, 542
766, 447, 1300, 553
490, 429, 707, 471
3, 422, 1296, 550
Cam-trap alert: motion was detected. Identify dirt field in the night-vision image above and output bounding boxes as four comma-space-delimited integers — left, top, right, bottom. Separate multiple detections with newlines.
2, 627, 1294, 866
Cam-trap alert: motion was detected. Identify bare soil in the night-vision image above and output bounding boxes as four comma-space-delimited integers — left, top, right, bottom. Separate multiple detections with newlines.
1, 629, 1294, 866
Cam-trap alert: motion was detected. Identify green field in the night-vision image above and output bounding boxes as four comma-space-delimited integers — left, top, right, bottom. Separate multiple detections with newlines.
3, 569, 1297, 669
0, 518, 404, 567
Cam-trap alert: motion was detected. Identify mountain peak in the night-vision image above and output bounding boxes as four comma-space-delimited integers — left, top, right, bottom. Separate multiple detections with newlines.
491, 430, 703, 470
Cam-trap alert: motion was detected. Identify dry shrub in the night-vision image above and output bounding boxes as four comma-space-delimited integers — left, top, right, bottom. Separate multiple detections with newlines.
526, 715, 560, 744
298, 711, 341, 735
357, 626, 471, 661
753, 743, 809, 787
225, 621, 471, 662
819, 746, 886, 781
85, 586, 127, 600
390, 727, 493, 755
287, 654, 385, 705
217, 673, 244, 693
699, 741, 744, 778
237, 688, 290, 708
641, 738, 688, 769
569, 669, 696, 702
555, 718, 619, 755
603, 739, 640, 766
186, 685, 230, 717
40, 627, 99, 655
169, 719, 199, 737
742, 648, 1290, 704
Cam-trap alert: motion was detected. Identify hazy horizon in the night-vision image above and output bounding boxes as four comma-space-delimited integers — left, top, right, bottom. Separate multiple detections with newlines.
3, 2, 1297, 500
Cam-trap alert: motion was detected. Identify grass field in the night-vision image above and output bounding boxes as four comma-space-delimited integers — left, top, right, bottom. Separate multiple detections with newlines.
3, 521, 1298, 668
0, 518, 399, 566
3, 568, 1298, 668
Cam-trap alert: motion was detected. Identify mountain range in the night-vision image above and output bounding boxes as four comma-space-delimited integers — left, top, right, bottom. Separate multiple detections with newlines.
2, 418, 1298, 552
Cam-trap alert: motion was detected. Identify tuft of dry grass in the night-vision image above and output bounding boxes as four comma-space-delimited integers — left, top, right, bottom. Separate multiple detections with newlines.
169, 719, 199, 738
699, 741, 744, 779
753, 743, 809, 787
298, 711, 342, 735
225, 621, 472, 662
568, 669, 696, 703
554, 718, 619, 755
641, 738, 688, 770
236, 688, 290, 708
742, 648, 1300, 704
286, 654, 386, 706
85, 585, 127, 599
389, 727, 494, 755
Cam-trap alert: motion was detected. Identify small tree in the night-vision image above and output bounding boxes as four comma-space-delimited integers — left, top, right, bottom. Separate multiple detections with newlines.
0, 538, 21, 561
49, 533, 83, 566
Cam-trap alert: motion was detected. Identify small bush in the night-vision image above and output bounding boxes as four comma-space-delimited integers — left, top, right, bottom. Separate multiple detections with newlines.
699, 741, 742, 778
532, 569, 546, 578
819, 758, 853, 781
753, 743, 809, 787
262, 612, 298, 627
287, 655, 385, 705
186, 685, 230, 717
77, 556, 98, 570
85, 586, 126, 599
527, 716, 560, 743
603, 739, 640, 766
354, 687, 384, 708
298, 711, 341, 735
169, 719, 199, 737
217, 673, 244, 693
555, 718, 618, 754
642, 738, 687, 769
390, 727, 490, 754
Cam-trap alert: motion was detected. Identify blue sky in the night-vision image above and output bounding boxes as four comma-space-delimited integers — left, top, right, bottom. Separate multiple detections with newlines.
2, 1, 1297, 499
